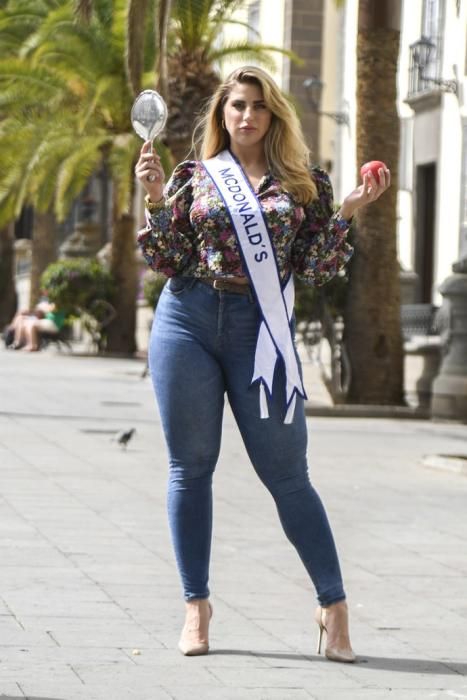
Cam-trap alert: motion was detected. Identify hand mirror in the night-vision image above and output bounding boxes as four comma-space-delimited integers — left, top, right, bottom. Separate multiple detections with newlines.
131, 89, 168, 181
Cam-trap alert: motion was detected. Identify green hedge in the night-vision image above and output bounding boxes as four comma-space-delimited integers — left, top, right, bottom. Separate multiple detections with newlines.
41, 258, 114, 316
142, 271, 167, 309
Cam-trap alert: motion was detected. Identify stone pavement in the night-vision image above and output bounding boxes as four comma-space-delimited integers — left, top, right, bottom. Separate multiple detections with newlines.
0, 345, 466, 700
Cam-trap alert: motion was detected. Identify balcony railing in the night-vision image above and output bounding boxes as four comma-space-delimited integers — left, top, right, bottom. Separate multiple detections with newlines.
407, 38, 458, 98
407, 39, 443, 97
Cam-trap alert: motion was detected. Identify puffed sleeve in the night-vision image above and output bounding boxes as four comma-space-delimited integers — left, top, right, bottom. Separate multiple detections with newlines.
291, 167, 353, 286
136, 160, 196, 277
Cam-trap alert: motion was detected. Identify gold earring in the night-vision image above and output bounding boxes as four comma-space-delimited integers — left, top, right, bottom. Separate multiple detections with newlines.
221, 119, 226, 130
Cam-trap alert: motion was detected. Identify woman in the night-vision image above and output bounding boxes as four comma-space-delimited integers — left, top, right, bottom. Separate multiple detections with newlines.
7, 297, 66, 351
135, 66, 389, 661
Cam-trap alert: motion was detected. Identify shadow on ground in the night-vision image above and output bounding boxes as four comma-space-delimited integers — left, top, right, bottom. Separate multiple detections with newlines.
211, 650, 467, 675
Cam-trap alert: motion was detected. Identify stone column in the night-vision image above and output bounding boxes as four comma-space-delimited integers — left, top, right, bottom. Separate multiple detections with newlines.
59, 181, 101, 259
431, 258, 467, 421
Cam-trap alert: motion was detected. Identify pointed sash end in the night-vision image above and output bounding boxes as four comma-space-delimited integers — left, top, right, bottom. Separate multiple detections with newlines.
259, 381, 269, 419
284, 393, 297, 424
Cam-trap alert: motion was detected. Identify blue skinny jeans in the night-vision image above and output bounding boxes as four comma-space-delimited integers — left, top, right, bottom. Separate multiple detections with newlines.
149, 277, 346, 606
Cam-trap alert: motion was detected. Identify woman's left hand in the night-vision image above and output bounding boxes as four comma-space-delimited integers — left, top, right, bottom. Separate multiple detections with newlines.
339, 166, 391, 220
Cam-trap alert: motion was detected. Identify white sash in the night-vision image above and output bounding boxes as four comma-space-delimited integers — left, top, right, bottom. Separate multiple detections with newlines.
202, 150, 306, 423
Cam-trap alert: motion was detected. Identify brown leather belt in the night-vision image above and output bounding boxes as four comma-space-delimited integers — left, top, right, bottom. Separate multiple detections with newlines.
198, 278, 251, 296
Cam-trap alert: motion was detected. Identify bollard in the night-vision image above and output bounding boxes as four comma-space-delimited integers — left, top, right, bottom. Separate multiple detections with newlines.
431, 258, 467, 421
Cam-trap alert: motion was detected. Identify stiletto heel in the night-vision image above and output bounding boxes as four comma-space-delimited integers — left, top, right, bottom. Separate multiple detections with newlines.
314, 603, 356, 663
178, 599, 213, 656
316, 618, 324, 654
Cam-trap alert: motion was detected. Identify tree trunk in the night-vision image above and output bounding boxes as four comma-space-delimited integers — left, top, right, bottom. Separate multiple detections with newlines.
29, 209, 57, 307
344, 0, 404, 404
105, 213, 138, 355
0, 224, 17, 329
164, 51, 220, 164
156, 0, 171, 100
127, 0, 149, 96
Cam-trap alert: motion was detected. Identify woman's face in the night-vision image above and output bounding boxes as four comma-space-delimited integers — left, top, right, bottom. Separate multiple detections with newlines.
222, 81, 272, 150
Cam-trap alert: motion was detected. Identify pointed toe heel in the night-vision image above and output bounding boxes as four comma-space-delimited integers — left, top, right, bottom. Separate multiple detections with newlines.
315, 603, 356, 664
178, 600, 213, 657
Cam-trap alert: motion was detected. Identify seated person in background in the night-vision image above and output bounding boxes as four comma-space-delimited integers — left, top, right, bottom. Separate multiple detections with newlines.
8, 299, 66, 351
4, 296, 46, 348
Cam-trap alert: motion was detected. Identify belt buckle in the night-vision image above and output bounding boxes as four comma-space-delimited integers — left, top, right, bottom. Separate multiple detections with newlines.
213, 279, 227, 290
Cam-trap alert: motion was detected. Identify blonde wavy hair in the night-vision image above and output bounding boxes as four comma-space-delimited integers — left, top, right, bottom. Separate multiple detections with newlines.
194, 66, 318, 204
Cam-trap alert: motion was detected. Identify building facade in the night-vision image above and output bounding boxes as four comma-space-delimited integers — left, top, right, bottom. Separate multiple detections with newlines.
226, 0, 467, 304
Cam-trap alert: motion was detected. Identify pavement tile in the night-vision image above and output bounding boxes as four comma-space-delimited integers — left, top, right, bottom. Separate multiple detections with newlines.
125, 647, 271, 668
311, 692, 464, 699
206, 664, 360, 689
74, 662, 218, 688
4, 598, 130, 620
17, 617, 164, 649
0, 646, 131, 665
0, 686, 25, 698
0, 626, 58, 648
89, 687, 172, 700
17, 688, 96, 700
169, 689, 316, 700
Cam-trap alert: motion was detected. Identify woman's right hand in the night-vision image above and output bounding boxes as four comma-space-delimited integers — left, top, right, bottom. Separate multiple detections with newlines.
135, 140, 166, 202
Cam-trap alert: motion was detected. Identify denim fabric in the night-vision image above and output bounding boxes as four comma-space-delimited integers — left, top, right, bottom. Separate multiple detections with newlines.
149, 277, 345, 606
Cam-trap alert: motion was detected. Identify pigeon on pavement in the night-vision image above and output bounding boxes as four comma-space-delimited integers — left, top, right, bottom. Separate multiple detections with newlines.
113, 428, 136, 449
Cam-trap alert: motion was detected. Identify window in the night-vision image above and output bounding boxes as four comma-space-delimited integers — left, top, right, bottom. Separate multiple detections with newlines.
421, 0, 444, 77
422, 0, 442, 38
407, 0, 446, 97
248, 0, 260, 43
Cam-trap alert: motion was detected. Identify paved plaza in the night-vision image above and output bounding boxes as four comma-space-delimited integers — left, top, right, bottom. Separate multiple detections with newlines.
0, 345, 466, 700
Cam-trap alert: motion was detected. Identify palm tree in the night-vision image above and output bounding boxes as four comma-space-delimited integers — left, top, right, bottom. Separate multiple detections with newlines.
0, 0, 64, 314
344, 0, 404, 404
163, 0, 296, 163
0, 0, 141, 353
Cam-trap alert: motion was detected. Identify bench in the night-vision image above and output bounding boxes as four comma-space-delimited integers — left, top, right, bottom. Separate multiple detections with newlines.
39, 325, 73, 352
400, 303, 440, 341
401, 304, 443, 407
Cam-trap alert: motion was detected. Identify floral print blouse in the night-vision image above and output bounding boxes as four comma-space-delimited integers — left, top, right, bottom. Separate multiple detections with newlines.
137, 158, 353, 286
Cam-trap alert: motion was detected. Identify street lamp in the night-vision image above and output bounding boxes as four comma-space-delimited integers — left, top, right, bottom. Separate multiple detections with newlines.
410, 36, 458, 95
303, 77, 350, 126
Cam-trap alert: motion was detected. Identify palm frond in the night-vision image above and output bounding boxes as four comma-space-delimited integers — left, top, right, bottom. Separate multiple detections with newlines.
19, 4, 73, 58
0, 3, 55, 53
172, 0, 212, 51
0, 64, 73, 118
210, 42, 303, 71
207, 17, 261, 45
55, 136, 109, 220
0, 189, 20, 229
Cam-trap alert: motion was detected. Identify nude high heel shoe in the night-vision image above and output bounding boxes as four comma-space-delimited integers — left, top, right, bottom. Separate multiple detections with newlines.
315, 602, 356, 663
178, 599, 213, 656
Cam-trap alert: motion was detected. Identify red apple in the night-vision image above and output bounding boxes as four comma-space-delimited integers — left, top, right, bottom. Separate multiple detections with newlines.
360, 160, 387, 183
